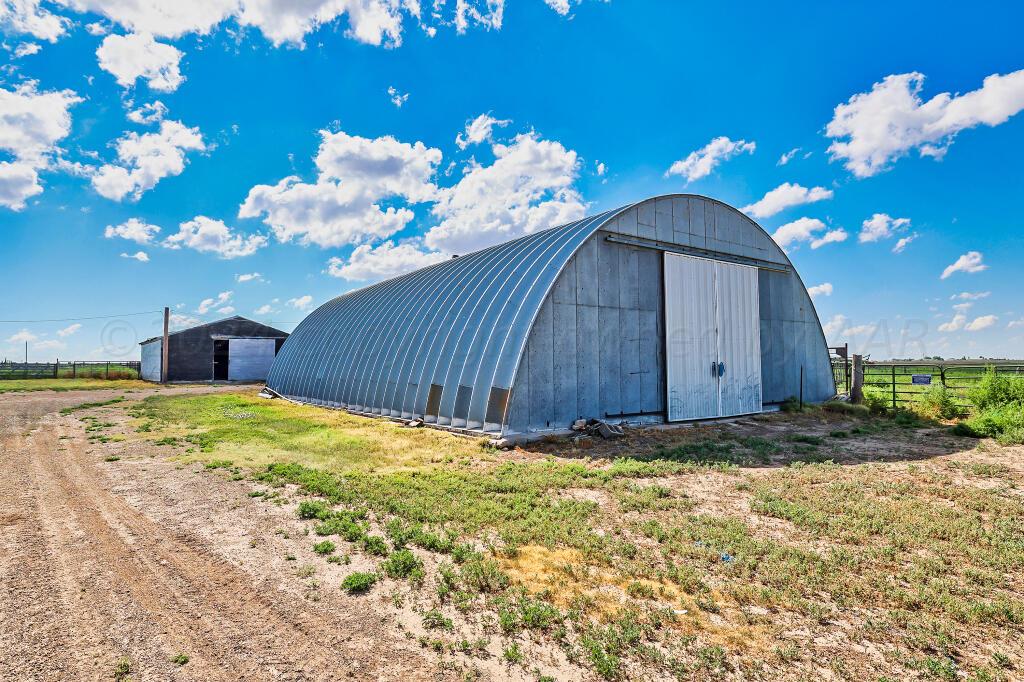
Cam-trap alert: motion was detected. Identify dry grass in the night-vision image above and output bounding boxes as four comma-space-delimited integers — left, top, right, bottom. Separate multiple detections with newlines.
0, 378, 152, 393
125, 389, 1024, 680
131, 389, 486, 474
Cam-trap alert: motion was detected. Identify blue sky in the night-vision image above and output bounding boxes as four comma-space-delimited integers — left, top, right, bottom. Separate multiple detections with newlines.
1, 0, 1022, 362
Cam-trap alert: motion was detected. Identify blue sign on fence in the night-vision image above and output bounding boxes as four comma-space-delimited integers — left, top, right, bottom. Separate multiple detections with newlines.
912, 374, 932, 385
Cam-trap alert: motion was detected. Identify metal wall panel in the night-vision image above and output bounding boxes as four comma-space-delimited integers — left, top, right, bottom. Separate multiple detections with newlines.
141, 341, 161, 382
228, 338, 277, 381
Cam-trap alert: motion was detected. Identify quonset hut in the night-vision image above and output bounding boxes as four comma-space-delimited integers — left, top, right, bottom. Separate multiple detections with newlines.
266, 195, 834, 438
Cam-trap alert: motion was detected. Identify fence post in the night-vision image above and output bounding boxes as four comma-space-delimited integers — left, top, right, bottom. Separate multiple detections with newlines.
73, 361, 76, 378
891, 365, 897, 412
940, 366, 946, 388
105, 361, 109, 379
55, 358, 58, 378
844, 343, 850, 392
851, 355, 864, 403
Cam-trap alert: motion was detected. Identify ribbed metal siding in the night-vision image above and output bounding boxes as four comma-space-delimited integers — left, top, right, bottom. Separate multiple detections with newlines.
265, 210, 618, 431
141, 340, 161, 382
227, 338, 277, 382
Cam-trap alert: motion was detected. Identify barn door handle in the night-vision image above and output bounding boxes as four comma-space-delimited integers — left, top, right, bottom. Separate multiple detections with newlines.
718, 362, 725, 377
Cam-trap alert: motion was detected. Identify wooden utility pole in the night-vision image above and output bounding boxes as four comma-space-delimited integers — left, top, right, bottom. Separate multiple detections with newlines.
161, 306, 170, 384
851, 354, 864, 404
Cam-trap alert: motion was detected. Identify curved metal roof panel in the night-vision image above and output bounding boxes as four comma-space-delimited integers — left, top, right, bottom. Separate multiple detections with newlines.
266, 207, 621, 431
266, 193, 829, 435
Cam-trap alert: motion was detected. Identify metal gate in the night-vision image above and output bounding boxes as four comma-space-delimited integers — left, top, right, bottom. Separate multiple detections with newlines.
664, 253, 762, 421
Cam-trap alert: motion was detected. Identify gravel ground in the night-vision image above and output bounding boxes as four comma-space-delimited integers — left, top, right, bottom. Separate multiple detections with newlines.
0, 387, 440, 681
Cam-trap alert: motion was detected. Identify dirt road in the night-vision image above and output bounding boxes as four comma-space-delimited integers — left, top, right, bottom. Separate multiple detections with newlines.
0, 388, 435, 681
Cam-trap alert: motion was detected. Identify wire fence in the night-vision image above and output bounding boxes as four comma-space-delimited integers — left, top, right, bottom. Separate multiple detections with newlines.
830, 358, 1024, 413
0, 360, 141, 380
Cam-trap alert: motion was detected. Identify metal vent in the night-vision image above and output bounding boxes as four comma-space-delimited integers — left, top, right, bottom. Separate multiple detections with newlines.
425, 384, 443, 418
485, 387, 510, 426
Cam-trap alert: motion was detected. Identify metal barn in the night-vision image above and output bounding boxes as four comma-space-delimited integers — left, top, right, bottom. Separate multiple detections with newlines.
140, 316, 289, 383
266, 195, 835, 437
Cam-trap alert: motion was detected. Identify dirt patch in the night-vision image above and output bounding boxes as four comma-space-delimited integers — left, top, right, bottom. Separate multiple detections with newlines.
0, 387, 439, 681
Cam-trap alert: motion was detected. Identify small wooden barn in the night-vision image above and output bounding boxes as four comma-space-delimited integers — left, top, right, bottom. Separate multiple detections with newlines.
140, 316, 289, 383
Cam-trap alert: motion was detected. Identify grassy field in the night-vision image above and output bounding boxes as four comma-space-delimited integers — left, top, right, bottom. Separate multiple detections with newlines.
0, 378, 152, 393
125, 389, 1024, 680
130, 392, 483, 473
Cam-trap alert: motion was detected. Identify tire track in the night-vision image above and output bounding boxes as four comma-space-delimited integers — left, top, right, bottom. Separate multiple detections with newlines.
0, 388, 437, 681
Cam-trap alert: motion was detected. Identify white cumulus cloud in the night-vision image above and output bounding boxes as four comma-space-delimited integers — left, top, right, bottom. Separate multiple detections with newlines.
777, 147, 800, 166
197, 290, 232, 314
807, 282, 833, 299
941, 251, 987, 279
965, 315, 997, 332
938, 313, 967, 332
826, 69, 1024, 177
104, 217, 161, 243
326, 240, 447, 281
822, 314, 847, 339
34, 338, 65, 351
7, 328, 38, 343
0, 161, 42, 210
126, 100, 167, 124
168, 312, 201, 329
859, 213, 911, 243
96, 33, 184, 91
810, 229, 848, 250
164, 216, 266, 258
387, 85, 408, 108
0, 81, 81, 168
287, 294, 313, 310
842, 323, 877, 337
119, 250, 149, 261
57, 323, 81, 337
235, 272, 262, 282
92, 120, 205, 201
425, 132, 584, 253
950, 291, 990, 301
54, 0, 237, 39
665, 136, 755, 183
0, 0, 68, 41
455, 113, 510, 150
12, 41, 41, 57
239, 128, 441, 248
741, 182, 833, 219
892, 234, 918, 254
772, 217, 846, 251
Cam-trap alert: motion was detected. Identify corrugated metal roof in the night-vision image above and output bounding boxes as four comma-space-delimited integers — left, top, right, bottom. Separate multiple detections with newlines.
266, 207, 622, 431
264, 192, 831, 435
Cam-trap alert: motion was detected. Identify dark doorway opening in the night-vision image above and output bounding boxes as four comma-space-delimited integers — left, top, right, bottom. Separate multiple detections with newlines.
213, 339, 229, 381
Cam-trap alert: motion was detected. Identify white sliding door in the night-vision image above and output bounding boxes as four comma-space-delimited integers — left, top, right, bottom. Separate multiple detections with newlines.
664, 253, 762, 421
664, 254, 719, 420
715, 261, 762, 417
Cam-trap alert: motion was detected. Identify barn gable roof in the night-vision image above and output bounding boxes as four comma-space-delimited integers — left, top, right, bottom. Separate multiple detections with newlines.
140, 316, 289, 345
